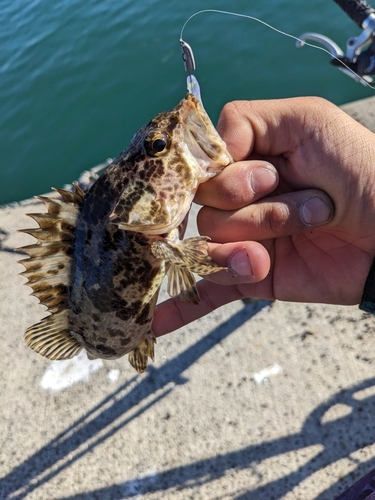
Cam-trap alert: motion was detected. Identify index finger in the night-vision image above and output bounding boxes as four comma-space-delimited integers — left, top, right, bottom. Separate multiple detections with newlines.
216, 97, 334, 160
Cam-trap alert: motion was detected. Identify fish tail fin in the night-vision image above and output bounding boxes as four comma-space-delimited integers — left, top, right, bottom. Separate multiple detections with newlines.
128, 336, 156, 373
25, 310, 82, 360
18, 185, 84, 359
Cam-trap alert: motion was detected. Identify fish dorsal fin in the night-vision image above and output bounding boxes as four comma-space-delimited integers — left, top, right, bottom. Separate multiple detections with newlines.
18, 185, 84, 360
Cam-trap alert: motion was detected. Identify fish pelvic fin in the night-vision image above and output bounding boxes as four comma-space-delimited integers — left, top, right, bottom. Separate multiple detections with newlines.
128, 336, 156, 373
166, 264, 200, 304
18, 185, 84, 359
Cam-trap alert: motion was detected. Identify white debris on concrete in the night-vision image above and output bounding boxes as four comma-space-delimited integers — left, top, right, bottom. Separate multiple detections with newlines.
252, 363, 283, 384
107, 369, 120, 383
39, 351, 103, 392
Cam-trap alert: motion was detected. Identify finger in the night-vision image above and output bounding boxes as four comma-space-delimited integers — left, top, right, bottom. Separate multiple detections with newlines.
153, 241, 273, 336
216, 97, 335, 160
198, 189, 334, 243
153, 278, 273, 337
195, 160, 278, 209
204, 241, 271, 285
216, 101, 256, 160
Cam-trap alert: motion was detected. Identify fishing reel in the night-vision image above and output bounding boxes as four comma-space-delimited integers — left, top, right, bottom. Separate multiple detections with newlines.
297, 0, 375, 84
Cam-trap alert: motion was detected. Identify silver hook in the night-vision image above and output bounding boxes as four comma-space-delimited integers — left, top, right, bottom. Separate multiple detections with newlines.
180, 39, 196, 73
179, 39, 203, 103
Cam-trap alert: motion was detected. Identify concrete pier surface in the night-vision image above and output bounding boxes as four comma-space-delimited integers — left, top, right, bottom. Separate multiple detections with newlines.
1, 96, 375, 500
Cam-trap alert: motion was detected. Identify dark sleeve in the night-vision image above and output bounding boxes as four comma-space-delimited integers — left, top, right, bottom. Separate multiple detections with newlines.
334, 467, 375, 499
359, 259, 375, 314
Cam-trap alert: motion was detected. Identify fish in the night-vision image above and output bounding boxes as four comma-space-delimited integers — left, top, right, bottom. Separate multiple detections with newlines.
19, 92, 233, 373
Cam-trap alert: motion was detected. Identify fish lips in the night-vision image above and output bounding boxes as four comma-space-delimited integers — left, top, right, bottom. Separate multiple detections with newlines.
181, 94, 233, 176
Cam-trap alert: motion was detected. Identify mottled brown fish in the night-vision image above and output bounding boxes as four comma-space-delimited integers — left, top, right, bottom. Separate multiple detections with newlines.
19, 93, 232, 372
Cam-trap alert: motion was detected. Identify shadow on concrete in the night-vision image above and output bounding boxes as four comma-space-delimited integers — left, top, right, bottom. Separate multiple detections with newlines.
55, 376, 375, 500
3, 299, 375, 500
0, 300, 269, 500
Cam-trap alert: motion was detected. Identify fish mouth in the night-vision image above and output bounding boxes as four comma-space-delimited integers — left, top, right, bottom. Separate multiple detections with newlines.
180, 93, 233, 177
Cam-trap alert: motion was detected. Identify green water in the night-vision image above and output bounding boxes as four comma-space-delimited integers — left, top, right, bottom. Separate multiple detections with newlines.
1, 0, 373, 205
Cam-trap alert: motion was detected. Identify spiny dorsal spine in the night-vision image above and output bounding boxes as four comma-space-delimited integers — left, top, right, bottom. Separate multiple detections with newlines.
18, 185, 84, 360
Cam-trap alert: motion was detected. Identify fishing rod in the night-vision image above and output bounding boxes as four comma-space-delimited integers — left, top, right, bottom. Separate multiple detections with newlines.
297, 0, 375, 84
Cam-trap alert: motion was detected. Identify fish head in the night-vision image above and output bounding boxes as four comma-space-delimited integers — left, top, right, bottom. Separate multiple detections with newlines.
110, 93, 233, 235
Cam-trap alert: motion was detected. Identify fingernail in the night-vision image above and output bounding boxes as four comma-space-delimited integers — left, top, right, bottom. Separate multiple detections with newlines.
300, 196, 331, 225
229, 249, 254, 277
249, 166, 276, 194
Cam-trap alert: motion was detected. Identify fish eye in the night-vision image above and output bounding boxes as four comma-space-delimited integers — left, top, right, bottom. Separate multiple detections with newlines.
144, 131, 171, 157
153, 139, 167, 152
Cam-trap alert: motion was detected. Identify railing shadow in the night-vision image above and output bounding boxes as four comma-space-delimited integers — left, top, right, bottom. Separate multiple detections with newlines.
3, 299, 375, 500
53, 376, 375, 500
0, 300, 269, 500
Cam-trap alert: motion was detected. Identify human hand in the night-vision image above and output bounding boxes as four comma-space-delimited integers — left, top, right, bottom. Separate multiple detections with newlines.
153, 97, 375, 335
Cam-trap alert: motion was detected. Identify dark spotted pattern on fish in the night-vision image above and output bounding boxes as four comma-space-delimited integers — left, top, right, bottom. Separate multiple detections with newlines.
19, 93, 233, 372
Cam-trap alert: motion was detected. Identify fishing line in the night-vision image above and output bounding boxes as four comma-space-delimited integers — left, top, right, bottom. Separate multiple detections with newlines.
180, 8, 375, 90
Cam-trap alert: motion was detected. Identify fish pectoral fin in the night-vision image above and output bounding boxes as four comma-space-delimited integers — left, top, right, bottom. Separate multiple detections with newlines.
166, 264, 200, 304
24, 311, 82, 360
128, 336, 156, 373
151, 236, 226, 274
151, 235, 226, 304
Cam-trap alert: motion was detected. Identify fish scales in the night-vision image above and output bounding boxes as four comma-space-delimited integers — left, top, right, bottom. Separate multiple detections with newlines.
19, 93, 233, 372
